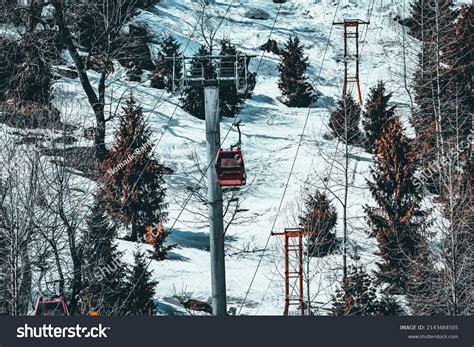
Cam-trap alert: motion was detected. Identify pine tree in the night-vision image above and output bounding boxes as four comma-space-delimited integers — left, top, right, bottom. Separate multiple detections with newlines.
299, 189, 337, 257
0, 236, 7, 315
331, 266, 401, 316
278, 35, 315, 107
438, 154, 473, 315
260, 39, 280, 55
181, 83, 205, 119
362, 81, 396, 153
180, 41, 255, 119
144, 224, 172, 261
5, 40, 52, 105
0, 38, 19, 101
123, 25, 154, 71
426, 6, 473, 315
180, 46, 214, 120
81, 197, 129, 315
406, 236, 443, 315
124, 250, 157, 315
150, 54, 167, 89
443, 5, 473, 142
218, 39, 256, 117
365, 117, 427, 293
329, 95, 363, 146
126, 61, 143, 82
219, 39, 243, 117
159, 35, 182, 92
410, 0, 455, 165
1, 35, 56, 128
100, 96, 168, 243
408, 0, 436, 40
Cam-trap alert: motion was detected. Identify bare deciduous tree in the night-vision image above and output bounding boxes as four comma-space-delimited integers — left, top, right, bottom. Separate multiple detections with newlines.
52, 0, 143, 161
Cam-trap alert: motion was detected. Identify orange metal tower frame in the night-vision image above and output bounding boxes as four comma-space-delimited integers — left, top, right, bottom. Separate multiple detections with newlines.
333, 19, 369, 105
272, 228, 308, 316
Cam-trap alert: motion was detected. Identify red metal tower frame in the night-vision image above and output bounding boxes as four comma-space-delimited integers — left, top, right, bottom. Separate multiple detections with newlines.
333, 19, 369, 105
272, 228, 307, 316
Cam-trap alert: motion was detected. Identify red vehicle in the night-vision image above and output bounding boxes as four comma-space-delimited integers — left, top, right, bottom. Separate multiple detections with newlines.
33, 296, 69, 316
215, 147, 246, 187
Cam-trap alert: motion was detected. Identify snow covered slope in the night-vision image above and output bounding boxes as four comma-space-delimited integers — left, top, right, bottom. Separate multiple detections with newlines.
125, 0, 410, 315
12, 0, 466, 315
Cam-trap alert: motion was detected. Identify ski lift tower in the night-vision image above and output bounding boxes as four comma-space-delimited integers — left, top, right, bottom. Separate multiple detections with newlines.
272, 228, 309, 316
168, 54, 255, 316
333, 19, 369, 105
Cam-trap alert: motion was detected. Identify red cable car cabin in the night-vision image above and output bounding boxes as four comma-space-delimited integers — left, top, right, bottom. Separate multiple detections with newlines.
33, 296, 69, 316
215, 147, 246, 187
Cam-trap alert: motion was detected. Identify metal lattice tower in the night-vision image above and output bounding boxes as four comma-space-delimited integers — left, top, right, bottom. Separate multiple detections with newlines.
333, 19, 369, 105
273, 228, 307, 316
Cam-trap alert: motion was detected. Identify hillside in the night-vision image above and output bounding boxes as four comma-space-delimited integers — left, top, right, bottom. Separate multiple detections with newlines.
0, 0, 471, 316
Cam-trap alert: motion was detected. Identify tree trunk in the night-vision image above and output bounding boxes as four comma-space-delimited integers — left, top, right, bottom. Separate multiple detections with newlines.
58, 194, 82, 315
68, 246, 82, 315
53, 1, 107, 162
130, 218, 138, 242
18, 248, 31, 315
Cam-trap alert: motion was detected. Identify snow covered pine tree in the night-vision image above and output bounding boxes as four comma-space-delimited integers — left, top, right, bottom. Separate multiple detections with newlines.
180, 46, 214, 119
362, 81, 395, 154
331, 266, 401, 316
329, 95, 363, 146
299, 189, 338, 257
278, 35, 315, 107
125, 251, 157, 315
81, 197, 129, 315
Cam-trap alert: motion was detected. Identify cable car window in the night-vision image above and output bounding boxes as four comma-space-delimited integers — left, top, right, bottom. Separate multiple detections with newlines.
221, 158, 240, 168
35, 302, 64, 316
